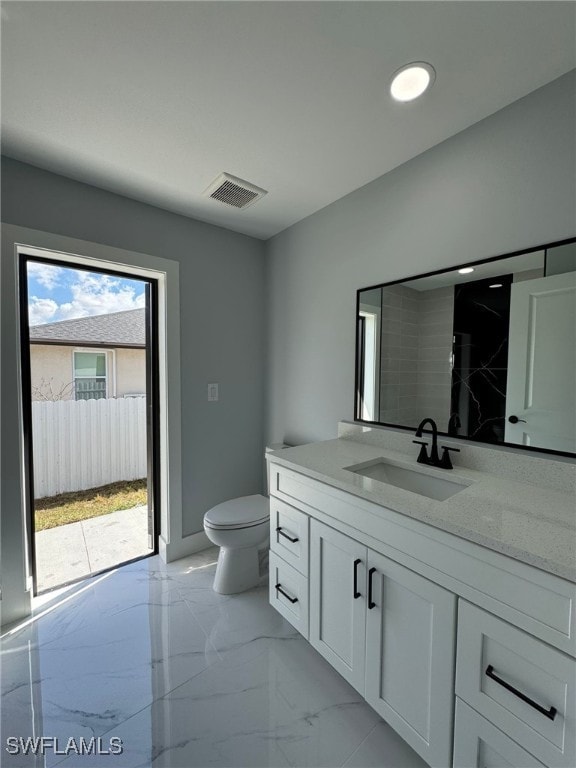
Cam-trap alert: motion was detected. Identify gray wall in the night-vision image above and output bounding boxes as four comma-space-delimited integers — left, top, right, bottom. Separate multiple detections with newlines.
1, 158, 266, 539
266, 71, 576, 445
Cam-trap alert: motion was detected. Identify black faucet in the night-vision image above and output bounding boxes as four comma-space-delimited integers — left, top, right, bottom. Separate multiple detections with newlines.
447, 412, 461, 436
413, 417, 460, 470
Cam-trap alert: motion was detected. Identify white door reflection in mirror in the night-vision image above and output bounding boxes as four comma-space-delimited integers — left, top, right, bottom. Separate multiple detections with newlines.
505, 272, 576, 453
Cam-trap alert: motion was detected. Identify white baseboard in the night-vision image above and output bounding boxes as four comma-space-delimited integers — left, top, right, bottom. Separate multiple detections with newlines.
158, 531, 211, 563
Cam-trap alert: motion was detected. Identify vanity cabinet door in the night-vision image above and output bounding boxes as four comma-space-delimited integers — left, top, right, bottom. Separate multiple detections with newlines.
365, 549, 457, 768
309, 519, 367, 695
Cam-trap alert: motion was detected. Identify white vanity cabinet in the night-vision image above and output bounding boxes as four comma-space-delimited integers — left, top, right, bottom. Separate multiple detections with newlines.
268, 462, 576, 768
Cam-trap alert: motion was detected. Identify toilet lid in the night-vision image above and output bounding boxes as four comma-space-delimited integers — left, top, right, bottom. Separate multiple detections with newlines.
204, 494, 269, 529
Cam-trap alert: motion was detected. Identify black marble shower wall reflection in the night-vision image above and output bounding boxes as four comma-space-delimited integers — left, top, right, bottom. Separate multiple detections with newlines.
450, 275, 513, 443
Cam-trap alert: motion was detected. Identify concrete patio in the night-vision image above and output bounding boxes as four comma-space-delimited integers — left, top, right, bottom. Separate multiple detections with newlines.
34, 504, 153, 592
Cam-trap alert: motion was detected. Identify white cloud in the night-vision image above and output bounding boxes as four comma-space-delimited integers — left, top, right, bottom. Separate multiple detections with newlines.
28, 297, 59, 325
56, 274, 145, 320
27, 263, 64, 290
28, 272, 145, 325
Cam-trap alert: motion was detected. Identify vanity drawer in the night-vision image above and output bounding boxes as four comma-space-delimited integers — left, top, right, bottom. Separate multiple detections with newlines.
453, 698, 545, 768
270, 498, 309, 575
456, 601, 575, 768
269, 551, 309, 638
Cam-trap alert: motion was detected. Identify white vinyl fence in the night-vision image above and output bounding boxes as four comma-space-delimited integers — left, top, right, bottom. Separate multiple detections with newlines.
32, 398, 147, 498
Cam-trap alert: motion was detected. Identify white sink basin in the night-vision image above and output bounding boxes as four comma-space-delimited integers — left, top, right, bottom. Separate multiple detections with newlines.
344, 458, 470, 501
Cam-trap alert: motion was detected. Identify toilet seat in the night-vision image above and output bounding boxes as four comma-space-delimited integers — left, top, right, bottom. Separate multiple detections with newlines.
204, 517, 268, 531
203, 494, 268, 530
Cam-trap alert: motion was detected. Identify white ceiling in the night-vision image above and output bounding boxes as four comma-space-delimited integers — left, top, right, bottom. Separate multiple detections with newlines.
2, 2, 575, 240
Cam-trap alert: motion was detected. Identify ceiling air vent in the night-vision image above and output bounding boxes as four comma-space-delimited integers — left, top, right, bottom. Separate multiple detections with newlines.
203, 172, 267, 210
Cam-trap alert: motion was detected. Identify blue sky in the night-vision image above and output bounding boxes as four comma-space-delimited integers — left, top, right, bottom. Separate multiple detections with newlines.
27, 262, 146, 326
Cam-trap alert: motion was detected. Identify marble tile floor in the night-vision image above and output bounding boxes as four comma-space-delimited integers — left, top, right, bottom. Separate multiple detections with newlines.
1, 548, 427, 768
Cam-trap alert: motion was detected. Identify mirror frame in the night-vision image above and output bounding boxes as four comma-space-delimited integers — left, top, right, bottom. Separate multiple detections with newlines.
354, 236, 576, 459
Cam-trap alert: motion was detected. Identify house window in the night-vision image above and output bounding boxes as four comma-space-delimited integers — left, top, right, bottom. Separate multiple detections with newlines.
73, 351, 107, 400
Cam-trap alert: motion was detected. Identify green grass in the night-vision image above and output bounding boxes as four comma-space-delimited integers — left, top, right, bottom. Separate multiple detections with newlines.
35, 479, 148, 531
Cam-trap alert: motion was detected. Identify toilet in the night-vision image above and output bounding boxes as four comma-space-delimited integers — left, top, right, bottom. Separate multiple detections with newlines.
203, 444, 290, 594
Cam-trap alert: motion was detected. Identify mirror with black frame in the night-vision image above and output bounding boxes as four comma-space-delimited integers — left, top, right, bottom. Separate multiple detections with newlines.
355, 238, 576, 457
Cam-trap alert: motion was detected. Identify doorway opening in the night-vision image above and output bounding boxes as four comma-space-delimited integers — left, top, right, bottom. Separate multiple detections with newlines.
356, 289, 382, 422
19, 252, 160, 594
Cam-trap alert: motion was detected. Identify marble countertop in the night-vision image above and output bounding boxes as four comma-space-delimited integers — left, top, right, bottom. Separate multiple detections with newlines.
268, 438, 576, 582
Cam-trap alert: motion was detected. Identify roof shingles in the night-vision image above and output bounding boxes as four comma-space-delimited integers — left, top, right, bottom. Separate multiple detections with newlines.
29, 308, 146, 347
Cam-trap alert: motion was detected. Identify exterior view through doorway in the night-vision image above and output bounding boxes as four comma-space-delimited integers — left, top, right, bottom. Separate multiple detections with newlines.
19, 252, 160, 594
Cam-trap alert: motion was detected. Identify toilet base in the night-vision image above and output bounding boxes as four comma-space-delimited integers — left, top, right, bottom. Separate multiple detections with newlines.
213, 545, 261, 594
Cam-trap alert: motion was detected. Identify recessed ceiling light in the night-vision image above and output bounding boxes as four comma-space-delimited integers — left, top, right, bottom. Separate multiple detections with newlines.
489, 283, 503, 289
458, 267, 475, 275
390, 62, 435, 103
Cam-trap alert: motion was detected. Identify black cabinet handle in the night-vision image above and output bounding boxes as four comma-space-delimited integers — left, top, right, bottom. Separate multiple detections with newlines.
353, 559, 361, 599
276, 527, 299, 544
508, 415, 527, 424
368, 567, 377, 609
275, 583, 298, 604
485, 665, 557, 721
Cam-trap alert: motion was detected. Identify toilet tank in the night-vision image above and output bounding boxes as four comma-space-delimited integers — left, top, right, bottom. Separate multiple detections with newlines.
265, 443, 290, 496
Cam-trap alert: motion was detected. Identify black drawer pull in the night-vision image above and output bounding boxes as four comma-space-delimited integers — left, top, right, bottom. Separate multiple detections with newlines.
485, 665, 557, 721
368, 567, 377, 609
275, 583, 298, 604
276, 526, 299, 544
353, 558, 361, 599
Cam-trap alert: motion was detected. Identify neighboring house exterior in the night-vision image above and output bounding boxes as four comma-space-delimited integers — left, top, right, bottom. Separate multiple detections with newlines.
29, 308, 146, 401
